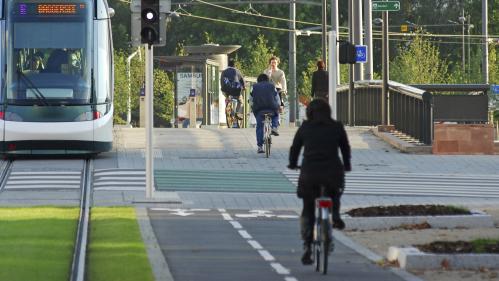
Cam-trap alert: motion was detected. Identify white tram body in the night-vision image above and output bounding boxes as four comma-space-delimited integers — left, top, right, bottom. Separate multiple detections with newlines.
0, 0, 113, 155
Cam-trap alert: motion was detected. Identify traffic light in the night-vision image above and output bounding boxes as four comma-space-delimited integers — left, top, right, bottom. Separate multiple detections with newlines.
339, 41, 356, 64
141, 0, 160, 45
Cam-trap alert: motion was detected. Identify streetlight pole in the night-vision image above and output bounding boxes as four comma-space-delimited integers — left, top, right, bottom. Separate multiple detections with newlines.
482, 0, 488, 84
126, 47, 141, 125
467, 18, 473, 81
289, 0, 296, 126
376, 14, 389, 125
321, 0, 327, 64
459, 10, 466, 74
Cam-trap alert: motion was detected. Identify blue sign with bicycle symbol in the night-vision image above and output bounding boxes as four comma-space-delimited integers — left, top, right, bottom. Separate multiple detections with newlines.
355, 45, 367, 63
491, 84, 499, 95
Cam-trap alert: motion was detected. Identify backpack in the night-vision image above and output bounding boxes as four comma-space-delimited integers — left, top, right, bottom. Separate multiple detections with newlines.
221, 68, 242, 96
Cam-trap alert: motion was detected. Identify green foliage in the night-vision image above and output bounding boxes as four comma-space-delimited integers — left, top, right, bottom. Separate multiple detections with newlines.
113, 49, 174, 127
87, 207, 154, 281
471, 239, 499, 253
113, 50, 128, 125
390, 34, 451, 84
108, 0, 131, 50
153, 68, 175, 127
298, 59, 317, 101
0, 207, 78, 281
240, 35, 276, 77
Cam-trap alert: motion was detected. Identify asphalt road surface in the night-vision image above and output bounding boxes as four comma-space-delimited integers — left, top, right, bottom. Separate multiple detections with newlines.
149, 208, 405, 281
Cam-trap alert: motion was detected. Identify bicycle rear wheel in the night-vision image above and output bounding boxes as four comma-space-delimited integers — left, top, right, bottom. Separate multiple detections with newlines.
314, 221, 321, 272
319, 219, 330, 274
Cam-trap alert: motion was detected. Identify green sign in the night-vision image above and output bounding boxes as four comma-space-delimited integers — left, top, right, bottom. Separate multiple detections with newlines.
372, 1, 400, 11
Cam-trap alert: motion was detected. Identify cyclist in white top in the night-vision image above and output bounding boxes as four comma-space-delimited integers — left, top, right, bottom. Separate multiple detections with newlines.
264, 56, 286, 122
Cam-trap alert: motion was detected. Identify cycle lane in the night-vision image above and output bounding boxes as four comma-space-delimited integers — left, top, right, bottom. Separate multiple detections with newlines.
147, 208, 408, 281
148, 208, 288, 281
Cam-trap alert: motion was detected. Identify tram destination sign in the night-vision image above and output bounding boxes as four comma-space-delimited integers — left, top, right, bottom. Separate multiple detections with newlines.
16, 3, 86, 16
372, 1, 400, 11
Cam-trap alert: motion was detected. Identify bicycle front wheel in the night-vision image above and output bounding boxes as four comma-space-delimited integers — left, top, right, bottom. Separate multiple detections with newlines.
264, 136, 271, 157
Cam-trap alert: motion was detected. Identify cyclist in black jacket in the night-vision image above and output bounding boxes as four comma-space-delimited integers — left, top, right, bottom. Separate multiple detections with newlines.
250, 74, 280, 153
288, 99, 351, 265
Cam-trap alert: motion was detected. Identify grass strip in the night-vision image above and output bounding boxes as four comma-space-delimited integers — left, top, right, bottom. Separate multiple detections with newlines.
472, 238, 499, 253
87, 207, 154, 281
0, 207, 79, 281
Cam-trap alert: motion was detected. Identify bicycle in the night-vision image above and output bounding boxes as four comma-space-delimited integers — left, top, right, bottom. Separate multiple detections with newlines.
225, 96, 242, 128
262, 113, 272, 158
313, 185, 333, 274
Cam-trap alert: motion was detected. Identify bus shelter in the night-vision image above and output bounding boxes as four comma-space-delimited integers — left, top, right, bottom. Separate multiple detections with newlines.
157, 56, 220, 128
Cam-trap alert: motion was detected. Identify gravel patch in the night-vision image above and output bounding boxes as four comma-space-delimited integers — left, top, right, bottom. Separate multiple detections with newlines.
342, 207, 499, 281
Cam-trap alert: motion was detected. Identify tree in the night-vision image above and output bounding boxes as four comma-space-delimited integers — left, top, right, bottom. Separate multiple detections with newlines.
113, 49, 175, 127
153, 68, 174, 127
390, 34, 451, 84
239, 34, 276, 77
113, 50, 129, 124
298, 59, 317, 102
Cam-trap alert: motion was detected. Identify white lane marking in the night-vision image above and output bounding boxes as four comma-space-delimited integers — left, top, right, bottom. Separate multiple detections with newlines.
222, 213, 233, 221
238, 230, 252, 239
277, 215, 299, 219
258, 250, 275, 261
248, 240, 263, 250
230, 221, 243, 229
235, 210, 299, 219
271, 263, 290, 275
218, 210, 298, 281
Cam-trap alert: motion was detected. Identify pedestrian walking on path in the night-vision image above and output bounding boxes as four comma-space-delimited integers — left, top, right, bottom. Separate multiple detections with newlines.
311, 60, 328, 100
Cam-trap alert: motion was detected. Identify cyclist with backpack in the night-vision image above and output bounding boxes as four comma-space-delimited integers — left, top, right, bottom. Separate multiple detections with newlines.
288, 99, 351, 265
221, 59, 245, 123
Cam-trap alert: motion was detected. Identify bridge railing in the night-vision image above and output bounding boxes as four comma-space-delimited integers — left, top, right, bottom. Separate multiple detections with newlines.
337, 80, 432, 145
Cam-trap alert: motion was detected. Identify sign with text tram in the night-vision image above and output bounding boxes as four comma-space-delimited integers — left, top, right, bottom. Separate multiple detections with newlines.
372, 1, 400, 11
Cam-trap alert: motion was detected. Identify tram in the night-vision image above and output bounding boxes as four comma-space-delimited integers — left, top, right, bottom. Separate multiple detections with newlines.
0, 0, 114, 155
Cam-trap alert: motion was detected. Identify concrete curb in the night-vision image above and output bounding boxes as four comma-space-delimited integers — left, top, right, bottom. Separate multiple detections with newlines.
335, 231, 425, 281
343, 210, 494, 231
387, 246, 499, 270
371, 128, 432, 154
136, 207, 174, 281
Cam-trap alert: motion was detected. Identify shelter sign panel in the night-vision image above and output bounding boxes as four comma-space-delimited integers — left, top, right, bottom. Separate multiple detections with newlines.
177, 72, 203, 127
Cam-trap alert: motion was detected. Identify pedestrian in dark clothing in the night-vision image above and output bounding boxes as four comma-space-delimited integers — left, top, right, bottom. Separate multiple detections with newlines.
288, 99, 351, 265
311, 60, 328, 100
250, 74, 280, 153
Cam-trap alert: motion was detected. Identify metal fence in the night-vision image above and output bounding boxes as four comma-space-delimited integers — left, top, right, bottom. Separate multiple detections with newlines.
337, 80, 432, 144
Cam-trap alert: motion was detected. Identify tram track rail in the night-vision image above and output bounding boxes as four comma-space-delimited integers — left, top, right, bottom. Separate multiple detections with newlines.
70, 159, 93, 281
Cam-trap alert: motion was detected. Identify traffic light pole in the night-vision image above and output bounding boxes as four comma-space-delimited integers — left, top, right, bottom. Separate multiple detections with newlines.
145, 44, 154, 199
328, 31, 338, 119
381, 11, 389, 125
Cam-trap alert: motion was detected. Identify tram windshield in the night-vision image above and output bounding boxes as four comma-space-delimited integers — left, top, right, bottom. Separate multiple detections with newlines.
5, 1, 92, 105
